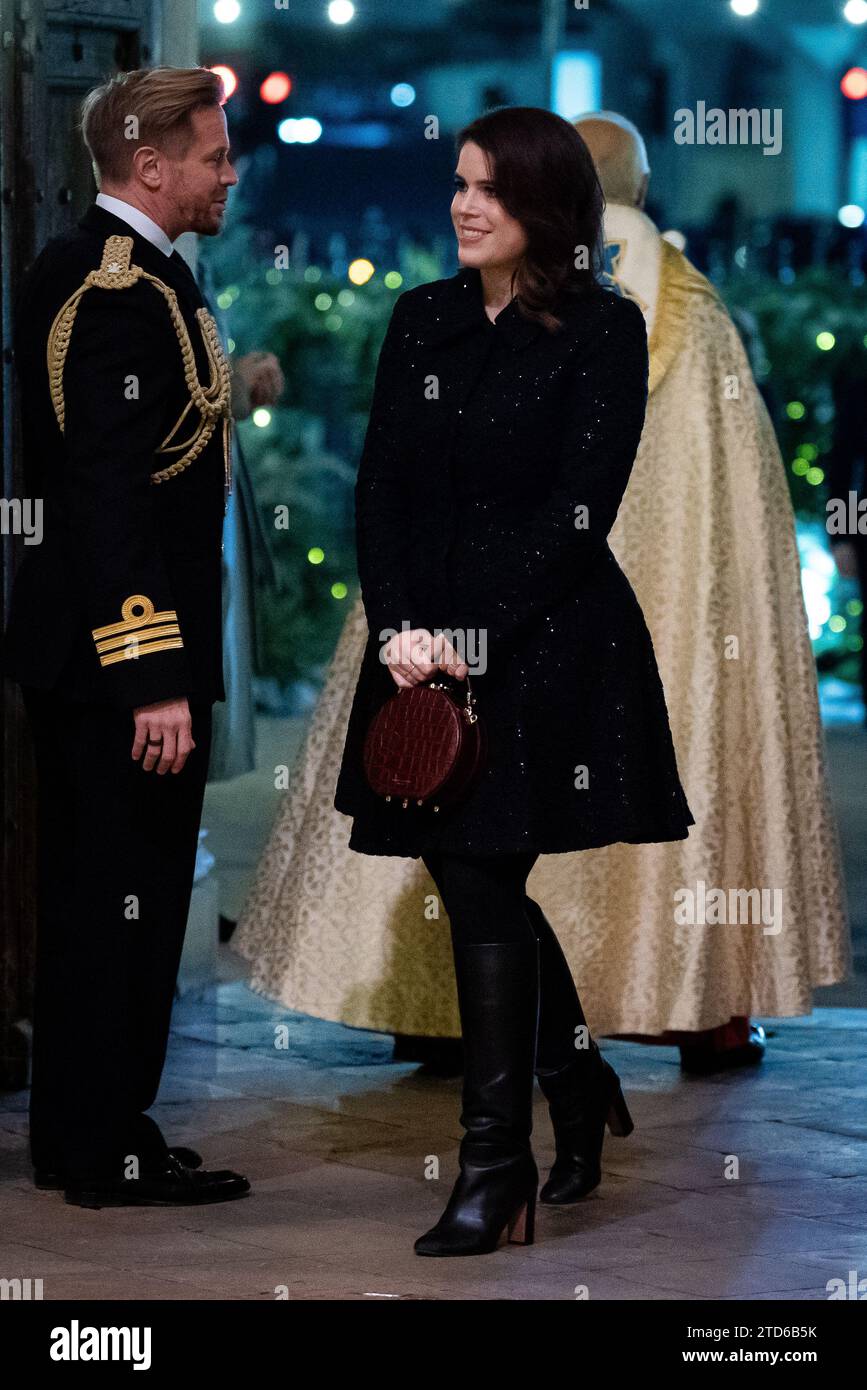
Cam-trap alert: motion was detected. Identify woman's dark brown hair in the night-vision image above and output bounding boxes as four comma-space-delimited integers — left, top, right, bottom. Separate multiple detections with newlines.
455, 105, 605, 333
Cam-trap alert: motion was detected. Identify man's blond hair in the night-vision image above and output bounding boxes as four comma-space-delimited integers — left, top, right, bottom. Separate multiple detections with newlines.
81, 66, 225, 185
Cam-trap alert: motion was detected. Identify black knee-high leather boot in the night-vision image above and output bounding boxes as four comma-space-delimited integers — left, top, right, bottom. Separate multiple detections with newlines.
414, 938, 540, 1257
536, 1043, 634, 1203
525, 898, 634, 1205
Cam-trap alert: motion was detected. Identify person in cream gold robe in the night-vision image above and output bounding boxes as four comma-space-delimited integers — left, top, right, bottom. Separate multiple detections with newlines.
232, 112, 850, 1066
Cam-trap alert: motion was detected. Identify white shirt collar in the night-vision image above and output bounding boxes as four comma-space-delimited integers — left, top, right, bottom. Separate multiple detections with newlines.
95, 193, 174, 258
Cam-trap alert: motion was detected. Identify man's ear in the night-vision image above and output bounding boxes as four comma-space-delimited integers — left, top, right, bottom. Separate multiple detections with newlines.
131, 144, 162, 192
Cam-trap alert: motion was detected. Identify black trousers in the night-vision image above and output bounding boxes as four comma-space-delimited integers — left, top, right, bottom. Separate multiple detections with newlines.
22, 686, 212, 1180
421, 849, 591, 1072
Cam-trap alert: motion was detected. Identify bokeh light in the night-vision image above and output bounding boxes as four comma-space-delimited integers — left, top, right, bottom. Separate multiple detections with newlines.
260, 72, 292, 104
209, 65, 237, 101
277, 117, 322, 144
348, 258, 375, 285
328, 0, 355, 23
841, 67, 867, 100
390, 83, 416, 107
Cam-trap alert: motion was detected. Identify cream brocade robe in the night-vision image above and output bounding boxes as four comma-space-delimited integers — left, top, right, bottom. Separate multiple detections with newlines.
233, 227, 850, 1036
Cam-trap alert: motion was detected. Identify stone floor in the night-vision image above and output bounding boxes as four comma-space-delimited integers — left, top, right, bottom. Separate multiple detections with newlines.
1, 977, 866, 1300
0, 719, 864, 1301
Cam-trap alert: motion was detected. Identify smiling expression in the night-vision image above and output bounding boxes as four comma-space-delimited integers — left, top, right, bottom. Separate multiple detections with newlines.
162, 104, 238, 237
451, 140, 528, 272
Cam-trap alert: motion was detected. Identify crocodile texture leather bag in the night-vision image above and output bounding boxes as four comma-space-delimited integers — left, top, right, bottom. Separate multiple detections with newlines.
362, 677, 488, 813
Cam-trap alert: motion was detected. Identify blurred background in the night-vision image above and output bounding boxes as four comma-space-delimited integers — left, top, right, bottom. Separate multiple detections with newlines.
190, 0, 867, 724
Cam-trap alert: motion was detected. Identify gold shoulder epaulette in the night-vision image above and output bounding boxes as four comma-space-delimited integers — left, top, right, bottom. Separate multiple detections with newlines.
46, 234, 233, 494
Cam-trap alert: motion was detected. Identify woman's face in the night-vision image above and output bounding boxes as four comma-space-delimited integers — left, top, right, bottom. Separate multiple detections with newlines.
451, 141, 528, 273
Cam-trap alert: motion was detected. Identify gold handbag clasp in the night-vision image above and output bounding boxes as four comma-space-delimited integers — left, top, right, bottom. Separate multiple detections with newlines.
428, 675, 478, 724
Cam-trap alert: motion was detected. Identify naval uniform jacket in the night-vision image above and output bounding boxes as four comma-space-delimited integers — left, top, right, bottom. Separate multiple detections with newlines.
334, 267, 695, 857
3, 204, 230, 708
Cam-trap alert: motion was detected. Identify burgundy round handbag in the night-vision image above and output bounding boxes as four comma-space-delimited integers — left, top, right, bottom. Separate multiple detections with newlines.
362, 676, 488, 813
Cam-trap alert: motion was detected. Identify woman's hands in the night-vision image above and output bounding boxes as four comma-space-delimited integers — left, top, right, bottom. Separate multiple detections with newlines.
383, 628, 469, 687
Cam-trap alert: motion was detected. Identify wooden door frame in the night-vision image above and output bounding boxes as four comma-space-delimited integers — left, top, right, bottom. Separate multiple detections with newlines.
1, 0, 44, 1091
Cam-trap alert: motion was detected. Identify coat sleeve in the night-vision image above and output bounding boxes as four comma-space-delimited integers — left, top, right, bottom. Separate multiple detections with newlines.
455, 293, 649, 670
58, 282, 196, 707
354, 292, 428, 646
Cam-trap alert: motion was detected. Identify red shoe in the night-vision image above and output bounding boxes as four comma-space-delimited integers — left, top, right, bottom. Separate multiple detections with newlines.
679, 1024, 767, 1075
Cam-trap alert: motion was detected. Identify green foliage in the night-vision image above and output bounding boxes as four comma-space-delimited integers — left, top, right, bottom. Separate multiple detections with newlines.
723, 268, 867, 685
722, 267, 867, 520
200, 204, 444, 685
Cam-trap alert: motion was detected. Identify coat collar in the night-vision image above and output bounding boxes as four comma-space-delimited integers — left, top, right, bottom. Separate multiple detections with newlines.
78, 203, 189, 284
418, 266, 547, 351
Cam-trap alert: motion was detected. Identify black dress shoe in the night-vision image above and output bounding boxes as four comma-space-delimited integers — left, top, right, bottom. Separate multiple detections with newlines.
34, 1145, 203, 1191
63, 1153, 250, 1208
679, 1025, 767, 1076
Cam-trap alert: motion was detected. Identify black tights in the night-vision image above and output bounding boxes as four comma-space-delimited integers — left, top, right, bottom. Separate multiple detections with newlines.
421, 849, 591, 1072
421, 849, 539, 946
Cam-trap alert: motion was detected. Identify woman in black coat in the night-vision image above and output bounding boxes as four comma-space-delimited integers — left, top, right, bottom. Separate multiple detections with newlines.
334, 107, 694, 1257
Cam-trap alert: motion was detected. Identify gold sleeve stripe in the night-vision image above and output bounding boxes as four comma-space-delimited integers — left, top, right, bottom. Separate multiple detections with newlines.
91, 594, 179, 642
91, 595, 185, 666
92, 609, 180, 641
99, 637, 185, 667
95, 623, 181, 655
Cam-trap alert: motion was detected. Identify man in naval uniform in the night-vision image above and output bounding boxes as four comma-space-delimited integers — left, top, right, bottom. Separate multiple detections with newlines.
2, 66, 251, 1206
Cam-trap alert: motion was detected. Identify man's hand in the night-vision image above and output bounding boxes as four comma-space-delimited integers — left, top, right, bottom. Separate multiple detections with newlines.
235, 351, 284, 407
832, 541, 858, 580
382, 628, 469, 688
132, 697, 195, 774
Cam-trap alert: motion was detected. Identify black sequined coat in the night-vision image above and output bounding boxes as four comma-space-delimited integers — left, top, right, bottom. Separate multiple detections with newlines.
333, 266, 694, 857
